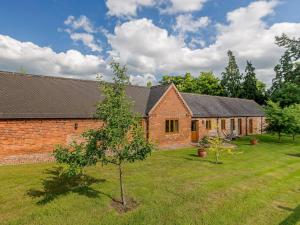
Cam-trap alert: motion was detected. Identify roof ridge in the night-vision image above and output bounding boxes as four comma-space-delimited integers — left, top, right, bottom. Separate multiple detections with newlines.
0, 70, 151, 88
0, 70, 98, 83
180, 92, 253, 101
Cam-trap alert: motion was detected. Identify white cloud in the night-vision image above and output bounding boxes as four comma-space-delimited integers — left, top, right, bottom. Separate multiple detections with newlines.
173, 14, 210, 33
105, 0, 207, 17
64, 15, 94, 33
63, 15, 102, 53
70, 33, 102, 52
107, 0, 300, 85
2, 0, 300, 87
0, 34, 109, 79
161, 0, 208, 14
106, 0, 154, 17
130, 73, 157, 86
108, 18, 184, 74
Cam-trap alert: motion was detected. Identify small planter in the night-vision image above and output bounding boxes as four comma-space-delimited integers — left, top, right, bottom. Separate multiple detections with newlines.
250, 139, 258, 145
198, 148, 207, 158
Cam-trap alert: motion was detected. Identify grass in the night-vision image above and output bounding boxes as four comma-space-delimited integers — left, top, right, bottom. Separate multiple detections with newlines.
0, 134, 300, 225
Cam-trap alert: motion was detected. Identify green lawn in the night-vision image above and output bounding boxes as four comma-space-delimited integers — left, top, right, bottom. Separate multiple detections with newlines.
0, 135, 300, 225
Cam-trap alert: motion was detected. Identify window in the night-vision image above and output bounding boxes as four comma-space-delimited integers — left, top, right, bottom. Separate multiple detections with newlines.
165, 119, 179, 133
231, 119, 235, 130
205, 120, 212, 130
191, 120, 197, 131
221, 119, 226, 130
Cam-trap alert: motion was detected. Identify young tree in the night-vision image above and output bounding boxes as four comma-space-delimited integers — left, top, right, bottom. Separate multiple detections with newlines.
264, 101, 290, 141
284, 104, 300, 141
221, 50, 242, 97
206, 137, 233, 164
54, 61, 153, 209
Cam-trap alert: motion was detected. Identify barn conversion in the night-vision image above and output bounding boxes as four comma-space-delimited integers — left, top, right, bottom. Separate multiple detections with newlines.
0, 71, 265, 157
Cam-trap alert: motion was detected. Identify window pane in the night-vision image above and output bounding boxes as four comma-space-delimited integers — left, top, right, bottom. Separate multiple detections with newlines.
221, 119, 226, 129
174, 120, 179, 132
231, 119, 235, 130
165, 120, 169, 133
170, 120, 174, 132
191, 121, 196, 131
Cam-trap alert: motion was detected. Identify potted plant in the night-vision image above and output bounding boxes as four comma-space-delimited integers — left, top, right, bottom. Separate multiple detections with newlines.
250, 136, 258, 145
198, 136, 209, 157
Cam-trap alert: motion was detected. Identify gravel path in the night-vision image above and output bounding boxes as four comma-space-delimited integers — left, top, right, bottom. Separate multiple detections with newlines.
0, 153, 54, 165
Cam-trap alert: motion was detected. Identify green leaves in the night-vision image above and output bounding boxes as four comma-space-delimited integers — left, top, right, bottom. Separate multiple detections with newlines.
205, 136, 235, 164
270, 34, 300, 107
53, 143, 90, 176
53, 61, 153, 176
241, 61, 266, 104
160, 72, 223, 96
265, 101, 300, 140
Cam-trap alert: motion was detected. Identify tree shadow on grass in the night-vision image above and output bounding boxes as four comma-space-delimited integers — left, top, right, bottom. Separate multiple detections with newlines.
278, 204, 300, 225
286, 153, 300, 158
184, 154, 222, 164
27, 166, 109, 205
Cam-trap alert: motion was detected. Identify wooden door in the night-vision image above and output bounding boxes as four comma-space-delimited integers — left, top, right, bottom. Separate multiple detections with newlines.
191, 120, 198, 142
238, 119, 242, 135
249, 119, 253, 134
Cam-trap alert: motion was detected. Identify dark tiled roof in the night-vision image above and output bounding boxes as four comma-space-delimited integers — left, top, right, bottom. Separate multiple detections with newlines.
0, 71, 150, 118
0, 71, 265, 119
181, 93, 265, 117
146, 84, 171, 113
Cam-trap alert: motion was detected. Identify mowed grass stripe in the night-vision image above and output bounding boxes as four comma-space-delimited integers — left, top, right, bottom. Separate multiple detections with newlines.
0, 134, 299, 225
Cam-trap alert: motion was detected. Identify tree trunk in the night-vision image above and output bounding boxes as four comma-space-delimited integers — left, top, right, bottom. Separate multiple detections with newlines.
215, 152, 219, 164
118, 163, 126, 207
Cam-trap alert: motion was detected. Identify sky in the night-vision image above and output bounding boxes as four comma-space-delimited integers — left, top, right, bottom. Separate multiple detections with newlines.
0, 0, 299, 86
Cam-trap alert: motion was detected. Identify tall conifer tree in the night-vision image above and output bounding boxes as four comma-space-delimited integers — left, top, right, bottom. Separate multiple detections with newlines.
221, 50, 242, 97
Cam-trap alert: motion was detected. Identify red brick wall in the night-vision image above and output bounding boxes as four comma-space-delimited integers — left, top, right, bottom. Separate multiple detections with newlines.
148, 86, 192, 149
0, 119, 103, 157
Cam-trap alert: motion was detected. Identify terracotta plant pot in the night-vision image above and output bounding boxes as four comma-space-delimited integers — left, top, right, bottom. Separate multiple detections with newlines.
198, 149, 207, 158
250, 139, 258, 145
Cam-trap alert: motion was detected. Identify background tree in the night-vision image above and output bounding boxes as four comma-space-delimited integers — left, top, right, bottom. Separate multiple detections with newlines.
270, 34, 300, 107
264, 101, 290, 141
160, 73, 193, 92
241, 61, 267, 104
196, 71, 224, 96
160, 72, 223, 96
241, 61, 259, 99
256, 80, 268, 105
221, 50, 243, 97
54, 61, 153, 209
270, 82, 300, 108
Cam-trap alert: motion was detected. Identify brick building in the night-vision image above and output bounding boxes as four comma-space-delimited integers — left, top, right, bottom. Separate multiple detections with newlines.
0, 71, 265, 157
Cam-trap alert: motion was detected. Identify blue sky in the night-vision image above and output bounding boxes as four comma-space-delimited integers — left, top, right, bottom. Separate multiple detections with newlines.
0, 0, 299, 85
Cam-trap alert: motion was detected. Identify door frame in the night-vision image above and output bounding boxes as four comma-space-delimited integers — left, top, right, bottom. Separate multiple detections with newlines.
191, 120, 198, 142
